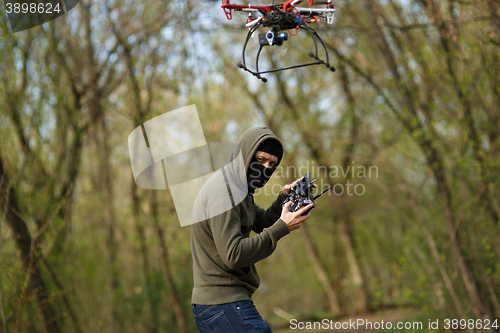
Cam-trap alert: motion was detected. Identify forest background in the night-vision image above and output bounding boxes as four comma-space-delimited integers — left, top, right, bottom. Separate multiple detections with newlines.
0, 0, 499, 332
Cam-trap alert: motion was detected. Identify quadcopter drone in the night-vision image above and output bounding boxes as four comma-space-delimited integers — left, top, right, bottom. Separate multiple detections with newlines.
283, 173, 332, 215
222, 0, 337, 82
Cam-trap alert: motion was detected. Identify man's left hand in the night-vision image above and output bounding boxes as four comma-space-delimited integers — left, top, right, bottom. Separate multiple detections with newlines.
280, 177, 317, 199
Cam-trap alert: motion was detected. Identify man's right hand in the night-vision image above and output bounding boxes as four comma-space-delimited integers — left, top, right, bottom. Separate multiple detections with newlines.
280, 201, 313, 231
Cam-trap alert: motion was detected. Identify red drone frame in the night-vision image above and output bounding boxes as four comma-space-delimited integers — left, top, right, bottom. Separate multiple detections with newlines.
221, 0, 337, 82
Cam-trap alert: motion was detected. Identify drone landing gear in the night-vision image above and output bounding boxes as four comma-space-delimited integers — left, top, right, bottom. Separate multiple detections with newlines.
237, 62, 269, 82
237, 21, 335, 83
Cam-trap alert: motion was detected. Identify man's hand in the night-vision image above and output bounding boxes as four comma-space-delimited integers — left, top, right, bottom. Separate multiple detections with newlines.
280, 177, 317, 199
280, 201, 313, 231
280, 179, 298, 199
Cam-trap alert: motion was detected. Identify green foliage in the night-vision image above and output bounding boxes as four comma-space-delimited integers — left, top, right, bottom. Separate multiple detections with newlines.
0, 0, 499, 332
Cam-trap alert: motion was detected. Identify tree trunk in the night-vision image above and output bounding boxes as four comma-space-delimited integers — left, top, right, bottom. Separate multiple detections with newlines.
299, 225, 341, 317
150, 191, 188, 333
338, 216, 369, 313
80, 1, 121, 328
42, 259, 83, 333
424, 140, 490, 320
338, 62, 370, 314
386, 159, 469, 319
0, 158, 61, 333
131, 178, 159, 333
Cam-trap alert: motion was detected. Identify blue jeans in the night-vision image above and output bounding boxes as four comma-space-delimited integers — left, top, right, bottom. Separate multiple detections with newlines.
192, 300, 273, 333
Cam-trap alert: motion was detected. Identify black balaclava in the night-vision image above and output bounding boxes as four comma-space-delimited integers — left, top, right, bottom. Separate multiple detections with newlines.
247, 139, 283, 194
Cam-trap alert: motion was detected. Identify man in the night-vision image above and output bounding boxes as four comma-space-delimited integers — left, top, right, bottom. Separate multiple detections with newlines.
190, 126, 313, 333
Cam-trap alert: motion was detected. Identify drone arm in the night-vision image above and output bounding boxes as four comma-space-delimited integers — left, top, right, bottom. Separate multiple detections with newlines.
294, 7, 336, 12
295, 7, 336, 24
282, 0, 299, 12
221, 1, 273, 19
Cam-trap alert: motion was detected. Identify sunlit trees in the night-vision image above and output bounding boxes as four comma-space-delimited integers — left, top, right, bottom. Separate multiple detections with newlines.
1, 0, 499, 331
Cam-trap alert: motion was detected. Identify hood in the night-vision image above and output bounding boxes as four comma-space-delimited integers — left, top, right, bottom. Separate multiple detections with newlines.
236, 126, 284, 173
222, 126, 283, 197
191, 126, 283, 224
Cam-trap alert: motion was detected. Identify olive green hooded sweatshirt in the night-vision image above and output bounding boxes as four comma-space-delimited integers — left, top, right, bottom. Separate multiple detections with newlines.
190, 127, 290, 305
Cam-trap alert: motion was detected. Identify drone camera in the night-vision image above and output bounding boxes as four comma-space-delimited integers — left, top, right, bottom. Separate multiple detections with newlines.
259, 31, 288, 46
